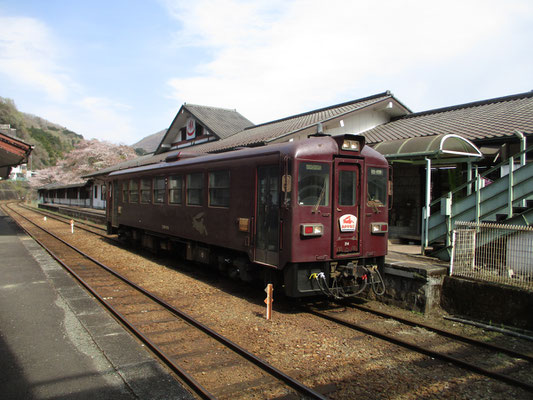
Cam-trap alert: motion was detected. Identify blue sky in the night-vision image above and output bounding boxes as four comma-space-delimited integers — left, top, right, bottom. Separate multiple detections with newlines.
1, 0, 532, 145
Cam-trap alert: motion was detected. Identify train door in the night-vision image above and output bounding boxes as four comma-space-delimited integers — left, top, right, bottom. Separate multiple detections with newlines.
333, 160, 361, 256
111, 181, 119, 227
255, 165, 280, 266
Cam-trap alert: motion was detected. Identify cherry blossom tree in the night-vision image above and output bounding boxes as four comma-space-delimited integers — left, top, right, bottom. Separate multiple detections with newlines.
30, 139, 138, 187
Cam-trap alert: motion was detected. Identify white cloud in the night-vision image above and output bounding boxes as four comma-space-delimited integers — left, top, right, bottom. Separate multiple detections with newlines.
0, 14, 136, 143
0, 16, 72, 101
164, 0, 532, 123
35, 97, 134, 144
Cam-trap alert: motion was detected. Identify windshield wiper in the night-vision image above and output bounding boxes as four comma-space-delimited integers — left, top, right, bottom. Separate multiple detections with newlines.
313, 180, 328, 213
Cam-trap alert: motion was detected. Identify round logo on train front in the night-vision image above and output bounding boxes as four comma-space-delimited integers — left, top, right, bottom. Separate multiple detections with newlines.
339, 214, 357, 232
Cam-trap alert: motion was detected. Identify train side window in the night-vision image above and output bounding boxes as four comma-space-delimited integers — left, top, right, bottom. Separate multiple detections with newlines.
187, 173, 204, 206
367, 167, 387, 207
140, 179, 151, 204
153, 177, 165, 204
169, 176, 183, 204
129, 180, 139, 203
122, 181, 129, 203
208, 170, 230, 208
298, 162, 330, 206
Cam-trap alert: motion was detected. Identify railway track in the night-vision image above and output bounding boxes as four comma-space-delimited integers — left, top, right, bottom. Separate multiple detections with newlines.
305, 302, 533, 393
3, 203, 328, 400
7, 201, 533, 397
19, 203, 108, 236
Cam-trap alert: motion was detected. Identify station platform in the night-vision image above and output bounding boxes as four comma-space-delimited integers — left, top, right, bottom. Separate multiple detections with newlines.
381, 244, 449, 314
0, 209, 193, 399
38, 203, 106, 225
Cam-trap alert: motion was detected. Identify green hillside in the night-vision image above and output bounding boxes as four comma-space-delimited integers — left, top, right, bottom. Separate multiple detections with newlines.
0, 97, 83, 169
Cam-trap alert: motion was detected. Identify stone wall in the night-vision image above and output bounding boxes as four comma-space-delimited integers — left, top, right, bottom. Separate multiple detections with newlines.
0, 190, 19, 200
441, 276, 533, 330
363, 260, 448, 315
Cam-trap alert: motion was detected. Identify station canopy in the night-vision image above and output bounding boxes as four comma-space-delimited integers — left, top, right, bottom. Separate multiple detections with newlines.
0, 132, 33, 179
372, 134, 483, 165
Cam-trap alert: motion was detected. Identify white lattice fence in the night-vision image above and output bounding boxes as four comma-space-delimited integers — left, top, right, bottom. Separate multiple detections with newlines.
450, 221, 533, 290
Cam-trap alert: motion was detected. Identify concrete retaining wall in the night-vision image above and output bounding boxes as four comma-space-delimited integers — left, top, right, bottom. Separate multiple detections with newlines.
441, 276, 533, 330
38, 204, 106, 225
363, 260, 448, 315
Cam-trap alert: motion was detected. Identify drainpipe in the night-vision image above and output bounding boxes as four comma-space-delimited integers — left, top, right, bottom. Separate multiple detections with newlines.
514, 130, 526, 207
514, 130, 526, 167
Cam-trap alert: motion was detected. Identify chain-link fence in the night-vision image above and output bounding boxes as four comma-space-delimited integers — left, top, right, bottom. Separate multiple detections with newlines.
450, 221, 533, 291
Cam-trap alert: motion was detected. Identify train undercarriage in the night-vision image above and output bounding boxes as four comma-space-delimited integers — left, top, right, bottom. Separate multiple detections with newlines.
115, 225, 385, 298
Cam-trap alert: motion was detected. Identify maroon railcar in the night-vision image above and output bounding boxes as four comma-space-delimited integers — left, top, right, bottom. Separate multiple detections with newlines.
106, 134, 390, 297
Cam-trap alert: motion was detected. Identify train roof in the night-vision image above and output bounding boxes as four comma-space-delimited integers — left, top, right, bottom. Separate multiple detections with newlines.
109, 135, 387, 178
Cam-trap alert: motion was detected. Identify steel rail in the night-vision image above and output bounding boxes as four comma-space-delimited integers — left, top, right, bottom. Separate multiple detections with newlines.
5, 204, 328, 400
3, 204, 215, 400
343, 302, 533, 363
20, 203, 107, 233
307, 308, 533, 393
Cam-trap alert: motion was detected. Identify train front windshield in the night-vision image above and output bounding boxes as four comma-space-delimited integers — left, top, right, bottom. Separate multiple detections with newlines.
297, 163, 330, 206
367, 167, 387, 207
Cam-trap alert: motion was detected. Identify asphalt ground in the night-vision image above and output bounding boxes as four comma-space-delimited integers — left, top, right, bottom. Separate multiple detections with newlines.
0, 209, 193, 400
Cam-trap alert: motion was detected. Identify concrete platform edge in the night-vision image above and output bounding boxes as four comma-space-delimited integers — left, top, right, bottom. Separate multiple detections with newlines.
5, 212, 193, 400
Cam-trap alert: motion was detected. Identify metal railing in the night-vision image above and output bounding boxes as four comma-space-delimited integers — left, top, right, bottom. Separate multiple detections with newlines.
423, 143, 533, 259
450, 221, 533, 290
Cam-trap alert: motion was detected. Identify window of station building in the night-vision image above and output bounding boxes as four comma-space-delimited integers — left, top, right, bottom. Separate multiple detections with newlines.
196, 124, 204, 137
129, 179, 139, 203
187, 173, 204, 206
168, 176, 183, 204
153, 177, 165, 204
208, 170, 230, 207
122, 181, 129, 203
140, 179, 151, 204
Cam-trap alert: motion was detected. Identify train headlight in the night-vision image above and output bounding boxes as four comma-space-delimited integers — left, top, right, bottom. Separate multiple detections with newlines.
301, 223, 324, 237
341, 139, 361, 151
370, 222, 388, 234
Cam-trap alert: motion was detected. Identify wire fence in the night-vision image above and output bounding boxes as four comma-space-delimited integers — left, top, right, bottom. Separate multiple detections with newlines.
450, 221, 533, 291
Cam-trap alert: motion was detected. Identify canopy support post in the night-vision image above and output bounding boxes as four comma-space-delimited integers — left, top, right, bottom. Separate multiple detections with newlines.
467, 162, 473, 196
422, 157, 431, 253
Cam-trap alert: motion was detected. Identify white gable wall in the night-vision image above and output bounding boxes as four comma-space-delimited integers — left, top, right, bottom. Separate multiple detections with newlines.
271, 107, 394, 144
325, 108, 391, 136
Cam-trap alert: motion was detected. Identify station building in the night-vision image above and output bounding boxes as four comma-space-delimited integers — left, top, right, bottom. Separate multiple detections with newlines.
39, 104, 253, 209
39, 90, 533, 256
0, 124, 33, 181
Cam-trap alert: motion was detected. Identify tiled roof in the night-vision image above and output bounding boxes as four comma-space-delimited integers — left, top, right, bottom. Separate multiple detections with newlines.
39, 181, 89, 190
189, 91, 401, 153
82, 152, 169, 178
184, 104, 254, 140
363, 91, 533, 145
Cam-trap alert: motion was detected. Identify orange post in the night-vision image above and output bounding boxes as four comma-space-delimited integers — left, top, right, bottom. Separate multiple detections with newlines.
264, 283, 273, 320
70, 219, 74, 233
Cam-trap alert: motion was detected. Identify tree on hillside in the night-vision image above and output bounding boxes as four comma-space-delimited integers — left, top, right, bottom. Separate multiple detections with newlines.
30, 139, 137, 187
1, 97, 84, 169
